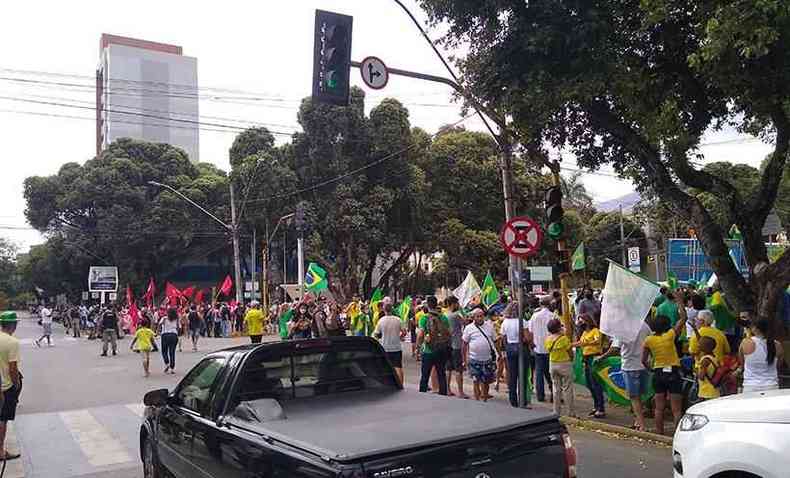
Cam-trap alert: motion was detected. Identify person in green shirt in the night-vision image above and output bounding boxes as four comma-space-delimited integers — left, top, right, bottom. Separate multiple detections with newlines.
416, 296, 451, 395
656, 292, 680, 326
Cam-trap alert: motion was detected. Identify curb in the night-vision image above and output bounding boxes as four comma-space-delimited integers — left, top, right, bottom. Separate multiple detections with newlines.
560, 416, 674, 445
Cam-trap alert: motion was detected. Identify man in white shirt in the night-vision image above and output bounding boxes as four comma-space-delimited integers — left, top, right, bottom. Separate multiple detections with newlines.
35, 305, 53, 347
597, 320, 652, 431
527, 295, 555, 402
374, 302, 405, 385
462, 309, 497, 401
501, 303, 531, 407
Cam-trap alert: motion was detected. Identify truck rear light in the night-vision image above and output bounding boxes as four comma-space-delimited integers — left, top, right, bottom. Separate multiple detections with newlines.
562, 433, 577, 478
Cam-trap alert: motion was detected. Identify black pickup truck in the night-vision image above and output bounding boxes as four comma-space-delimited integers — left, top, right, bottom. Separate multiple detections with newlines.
139, 336, 576, 478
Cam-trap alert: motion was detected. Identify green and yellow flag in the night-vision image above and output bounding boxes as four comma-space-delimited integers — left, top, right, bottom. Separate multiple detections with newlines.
571, 242, 586, 271
305, 263, 328, 292
279, 309, 294, 340
396, 296, 412, 325
481, 273, 500, 309
667, 271, 679, 291
370, 288, 383, 328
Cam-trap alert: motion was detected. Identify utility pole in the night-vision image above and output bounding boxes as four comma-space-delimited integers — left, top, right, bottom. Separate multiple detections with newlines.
283, 230, 287, 302
251, 226, 257, 302
620, 204, 627, 266
550, 163, 572, 342
229, 183, 243, 305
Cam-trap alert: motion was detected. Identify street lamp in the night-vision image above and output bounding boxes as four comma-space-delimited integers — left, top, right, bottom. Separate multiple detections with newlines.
262, 212, 295, 312
148, 180, 243, 304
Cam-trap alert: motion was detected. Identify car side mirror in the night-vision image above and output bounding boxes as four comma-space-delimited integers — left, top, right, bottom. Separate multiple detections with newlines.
143, 388, 170, 407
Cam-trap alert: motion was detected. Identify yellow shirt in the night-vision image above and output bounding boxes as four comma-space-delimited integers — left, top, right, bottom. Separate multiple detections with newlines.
580, 328, 603, 357
689, 326, 730, 365
0, 332, 20, 392
697, 355, 721, 399
644, 329, 680, 368
545, 335, 572, 363
134, 327, 155, 351
244, 308, 266, 336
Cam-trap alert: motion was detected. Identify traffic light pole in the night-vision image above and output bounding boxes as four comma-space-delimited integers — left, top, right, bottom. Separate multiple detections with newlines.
551, 163, 573, 339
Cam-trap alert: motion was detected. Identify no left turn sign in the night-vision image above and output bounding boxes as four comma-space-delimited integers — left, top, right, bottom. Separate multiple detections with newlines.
360, 56, 389, 90
500, 216, 543, 258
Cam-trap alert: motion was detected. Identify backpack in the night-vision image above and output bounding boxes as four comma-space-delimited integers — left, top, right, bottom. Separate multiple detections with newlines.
426, 312, 451, 351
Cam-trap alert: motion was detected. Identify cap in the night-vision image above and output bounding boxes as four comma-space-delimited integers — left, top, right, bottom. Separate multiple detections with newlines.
0, 311, 18, 323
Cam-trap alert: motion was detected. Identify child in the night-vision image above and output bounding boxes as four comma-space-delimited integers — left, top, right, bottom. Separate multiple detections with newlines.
545, 318, 575, 417
696, 336, 720, 401
130, 319, 157, 377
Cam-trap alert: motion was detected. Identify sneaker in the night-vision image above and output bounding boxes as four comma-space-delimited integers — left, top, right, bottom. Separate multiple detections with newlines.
112, 351, 117, 356
100, 352, 107, 357
164, 366, 170, 373
34, 340, 41, 348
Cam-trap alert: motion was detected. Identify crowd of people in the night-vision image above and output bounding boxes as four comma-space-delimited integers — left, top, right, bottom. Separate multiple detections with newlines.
29, 281, 787, 436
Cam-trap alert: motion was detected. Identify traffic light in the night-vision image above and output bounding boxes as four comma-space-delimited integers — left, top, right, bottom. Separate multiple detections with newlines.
544, 186, 564, 240
295, 203, 306, 232
312, 10, 353, 106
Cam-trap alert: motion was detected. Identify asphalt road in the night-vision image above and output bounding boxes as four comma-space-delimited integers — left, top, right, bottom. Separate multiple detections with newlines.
9, 314, 671, 478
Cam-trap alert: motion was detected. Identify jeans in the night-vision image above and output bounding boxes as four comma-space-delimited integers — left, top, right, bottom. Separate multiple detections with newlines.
534, 353, 553, 401
506, 343, 530, 407
419, 348, 448, 395
222, 320, 231, 338
584, 355, 605, 412
102, 330, 117, 354
161, 333, 179, 370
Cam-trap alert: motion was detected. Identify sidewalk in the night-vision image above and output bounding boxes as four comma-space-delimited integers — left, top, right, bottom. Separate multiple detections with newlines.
399, 347, 673, 444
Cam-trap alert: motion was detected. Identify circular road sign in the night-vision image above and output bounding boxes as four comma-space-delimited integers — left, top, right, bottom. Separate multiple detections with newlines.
360, 56, 389, 90
500, 216, 543, 258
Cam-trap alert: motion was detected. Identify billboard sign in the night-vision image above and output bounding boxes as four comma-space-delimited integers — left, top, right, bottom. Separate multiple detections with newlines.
88, 266, 118, 292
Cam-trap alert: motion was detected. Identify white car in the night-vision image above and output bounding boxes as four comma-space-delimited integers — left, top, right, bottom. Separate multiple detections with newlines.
673, 389, 790, 478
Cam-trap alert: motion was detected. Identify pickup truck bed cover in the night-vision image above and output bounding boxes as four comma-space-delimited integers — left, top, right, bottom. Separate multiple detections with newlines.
242, 389, 556, 461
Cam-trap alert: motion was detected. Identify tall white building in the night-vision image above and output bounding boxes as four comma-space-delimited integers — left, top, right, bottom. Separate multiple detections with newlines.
96, 34, 199, 162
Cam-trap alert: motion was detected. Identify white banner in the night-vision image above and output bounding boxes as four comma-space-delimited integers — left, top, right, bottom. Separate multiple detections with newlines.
453, 271, 481, 308
600, 261, 660, 342
88, 266, 118, 292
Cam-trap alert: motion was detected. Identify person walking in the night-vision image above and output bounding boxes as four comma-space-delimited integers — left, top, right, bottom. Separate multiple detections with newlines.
444, 297, 469, 399
34, 304, 53, 347
98, 305, 120, 357
545, 318, 575, 417
573, 313, 606, 418
129, 318, 157, 377
159, 308, 180, 374
462, 308, 497, 401
0, 312, 22, 461
187, 305, 203, 352
417, 296, 450, 395
739, 318, 784, 393
244, 301, 265, 344
527, 296, 554, 402
204, 305, 215, 338
500, 303, 531, 407
374, 302, 406, 385
68, 306, 81, 338
220, 303, 231, 338
642, 295, 687, 435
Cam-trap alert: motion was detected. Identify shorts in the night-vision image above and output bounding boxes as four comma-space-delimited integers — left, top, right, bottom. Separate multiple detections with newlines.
42, 323, 52, 335
447, 348, 463, 371
385, 351, 403, 368
468, 359, 496, 384
250, 335, 263, 344
623, 369, 649, 398
652, 367, 682, 395
1, 384, 20, 422
189, 329, 201, 340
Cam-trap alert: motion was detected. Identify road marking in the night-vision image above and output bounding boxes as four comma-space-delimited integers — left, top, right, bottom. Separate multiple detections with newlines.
4, 422, 25, 478
126, 403, 145, 417
59, 410, 132, 467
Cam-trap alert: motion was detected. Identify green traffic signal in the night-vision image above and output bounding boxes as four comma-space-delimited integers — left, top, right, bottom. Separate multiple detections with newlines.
547, 221, 564, 240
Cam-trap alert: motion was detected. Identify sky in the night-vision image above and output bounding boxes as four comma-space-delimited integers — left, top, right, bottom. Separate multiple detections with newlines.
0, 0, 776, 253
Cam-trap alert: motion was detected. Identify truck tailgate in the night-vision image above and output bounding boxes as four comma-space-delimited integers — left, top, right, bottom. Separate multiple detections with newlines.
360, 419, 568, 477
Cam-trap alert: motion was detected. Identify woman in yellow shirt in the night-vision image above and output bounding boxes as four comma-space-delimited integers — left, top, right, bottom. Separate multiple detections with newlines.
696, 336, 720, 400
130, 319, 157, 378
642, 295, 687, 435
545, 318, 575, 417
572, 314, 605, 418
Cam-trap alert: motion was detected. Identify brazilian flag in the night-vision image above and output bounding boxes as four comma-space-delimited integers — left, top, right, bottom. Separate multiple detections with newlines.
370, 288, 383, 328
305, 263, 328, 292
396, 296, 412, 325
481, 273, 500, 309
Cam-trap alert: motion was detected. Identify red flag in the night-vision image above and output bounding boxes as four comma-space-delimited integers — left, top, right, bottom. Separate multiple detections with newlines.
165, 282, 182, 306
195, 289, 205, 304
143, 278, 156, 307
219, 275, 233, 296
126, 285, 140, 333
182, 286, 195, 300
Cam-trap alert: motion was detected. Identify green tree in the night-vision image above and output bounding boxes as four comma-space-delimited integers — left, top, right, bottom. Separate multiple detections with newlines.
584, 212, 647, 280
420, 0, 790, 327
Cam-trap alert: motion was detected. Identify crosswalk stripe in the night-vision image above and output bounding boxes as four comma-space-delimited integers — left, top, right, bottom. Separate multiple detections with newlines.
59, 410, 132, 468
4, 422, 25, 478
